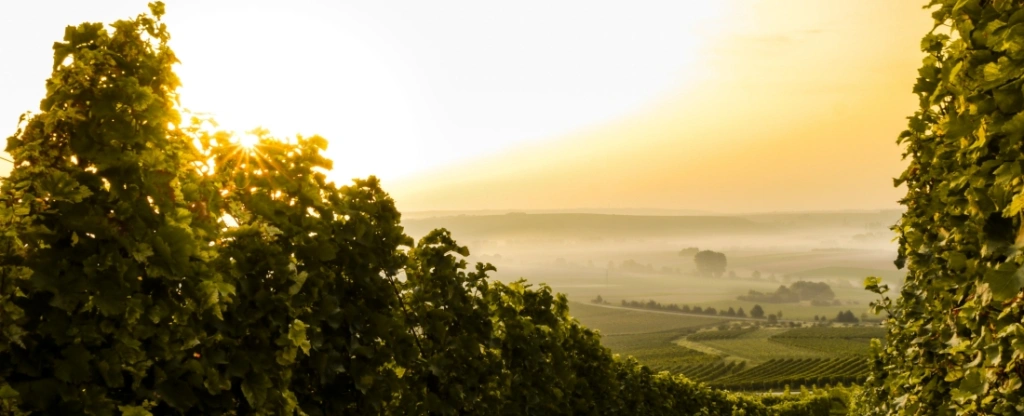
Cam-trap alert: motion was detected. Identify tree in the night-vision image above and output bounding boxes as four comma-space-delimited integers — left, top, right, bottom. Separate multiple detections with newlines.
750, 305, 765, 319
214, 143, 414, 414
767, 314, 778, 324
736, 307, 746, 318
752, 270, 762, 279
0, 5, 234, 413
693, 250, 727, 278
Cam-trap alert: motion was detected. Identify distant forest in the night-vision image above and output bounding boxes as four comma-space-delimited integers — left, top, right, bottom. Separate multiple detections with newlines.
738, 281, 836, 304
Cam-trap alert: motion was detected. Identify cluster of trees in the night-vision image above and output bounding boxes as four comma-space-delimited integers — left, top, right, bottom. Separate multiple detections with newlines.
809, 312, 860, 324
619, 299, 749, 318
694, 250, 727, 277
0, 6, 838, 414
832, 311, 860, 324
616, 299, 794, 324
610, 299, 862, 327
737, 281, 836, 304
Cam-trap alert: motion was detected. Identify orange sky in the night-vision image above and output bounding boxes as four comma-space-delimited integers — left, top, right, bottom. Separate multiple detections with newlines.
0, 1, 934, 213
387, 1, 935, 213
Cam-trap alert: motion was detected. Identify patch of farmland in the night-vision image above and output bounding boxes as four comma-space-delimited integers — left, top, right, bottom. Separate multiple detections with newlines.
569, 302, 725, 371
710, 357, 869, 391
569, 302, 722, 335
681, 328, 830, 364
768, 326, 885, 355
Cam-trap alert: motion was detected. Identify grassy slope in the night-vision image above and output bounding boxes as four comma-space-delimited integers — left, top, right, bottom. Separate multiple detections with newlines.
679, 328, 830, 365
569, 302, 723, 370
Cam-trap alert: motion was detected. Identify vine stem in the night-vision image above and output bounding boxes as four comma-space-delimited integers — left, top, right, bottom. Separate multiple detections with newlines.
384, 269, 426, 357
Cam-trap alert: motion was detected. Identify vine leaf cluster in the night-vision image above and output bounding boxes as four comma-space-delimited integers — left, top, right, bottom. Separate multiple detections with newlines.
862, 0, 1024, 414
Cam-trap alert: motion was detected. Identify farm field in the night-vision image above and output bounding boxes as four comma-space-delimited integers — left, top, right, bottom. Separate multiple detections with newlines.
770, 327, 886, 355
679, 327, 877, 390
569, 302, 722, 369
568, 302, 723, 335
498, 263, 886, 321
679, 328, 830, 364
477, 241, 901, 322
690, 357, 870, 391
570, 302, 882, 391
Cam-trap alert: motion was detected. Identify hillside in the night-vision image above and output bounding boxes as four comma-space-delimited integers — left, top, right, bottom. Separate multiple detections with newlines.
401, 213, 773, 240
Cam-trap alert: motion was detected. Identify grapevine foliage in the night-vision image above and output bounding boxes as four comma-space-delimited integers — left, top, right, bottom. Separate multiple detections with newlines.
0, 4, 839, 415
863, 0, 1024, 414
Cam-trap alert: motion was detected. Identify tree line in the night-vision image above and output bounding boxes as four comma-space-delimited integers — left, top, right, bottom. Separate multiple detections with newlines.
609, 298, 792, 321
615, 299, 751, 318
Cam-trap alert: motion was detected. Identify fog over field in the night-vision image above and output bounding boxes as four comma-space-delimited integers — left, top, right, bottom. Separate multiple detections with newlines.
402, 209, 902, 322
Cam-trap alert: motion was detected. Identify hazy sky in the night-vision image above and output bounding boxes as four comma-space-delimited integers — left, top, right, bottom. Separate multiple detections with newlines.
0, 1, 933, 213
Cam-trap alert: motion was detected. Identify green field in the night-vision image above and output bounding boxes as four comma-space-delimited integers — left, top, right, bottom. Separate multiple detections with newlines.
569, 302, 723, 369
568, 302, 723, 335
689, 357, 870, 391
571, 301, 881, 391
686, 327, 756, 341
679, 328, 831, 364
769, 326, 886, 355
503, 268, 880, 322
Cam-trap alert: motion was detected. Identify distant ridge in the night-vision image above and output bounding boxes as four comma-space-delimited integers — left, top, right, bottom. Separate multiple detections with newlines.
400, 210, 902, 241
401, 208, 714, 220
401, 213, 773, 240
402, 208, 902, 220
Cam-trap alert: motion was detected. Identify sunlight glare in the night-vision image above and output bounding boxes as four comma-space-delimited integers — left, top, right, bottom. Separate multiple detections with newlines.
234, 132, 260, 150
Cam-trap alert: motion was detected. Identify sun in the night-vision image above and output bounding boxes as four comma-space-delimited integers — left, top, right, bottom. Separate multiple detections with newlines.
234, 132, 260, 150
